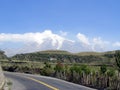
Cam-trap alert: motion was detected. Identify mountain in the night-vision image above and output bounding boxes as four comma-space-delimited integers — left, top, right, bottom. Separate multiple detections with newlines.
4, 39, 91, 56
1, 30, 107, 56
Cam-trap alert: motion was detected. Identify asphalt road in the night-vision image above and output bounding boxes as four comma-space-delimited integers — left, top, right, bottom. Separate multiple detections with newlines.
4, 72, 96, 90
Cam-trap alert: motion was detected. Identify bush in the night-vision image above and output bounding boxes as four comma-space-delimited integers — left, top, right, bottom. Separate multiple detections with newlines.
100, 65, 107, 74
54, 62, 64, 72
107, 68, 115, 77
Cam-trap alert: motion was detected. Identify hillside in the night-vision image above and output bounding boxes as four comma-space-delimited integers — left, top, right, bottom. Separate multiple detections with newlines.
11, 50, 115, 64
0, 66, 5, 89
37, 50, 71, 55
76, 52, 103, 56
0, 50, 6, 89
0, 50, 8, 60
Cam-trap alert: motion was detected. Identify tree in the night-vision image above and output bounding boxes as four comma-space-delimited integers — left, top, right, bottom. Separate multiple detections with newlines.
115, 50, 120, 78
100, 64, 107, 74
115, 50, 120, 90
54, 62, 64, 78
44, 62, 51, 68
41, 62, 53, 76
54, 62, 64, 72
107, 68, 115, 77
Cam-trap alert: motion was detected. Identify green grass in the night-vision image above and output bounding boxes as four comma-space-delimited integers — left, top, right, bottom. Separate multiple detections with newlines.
7, 81, 12, 86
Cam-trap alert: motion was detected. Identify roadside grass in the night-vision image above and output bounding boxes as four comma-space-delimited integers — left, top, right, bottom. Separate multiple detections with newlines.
3, 79, 12, 90
7, 79, 12, 90
1, 60, 116, 73
7, 80, 12, 86
1, 60, 119, 89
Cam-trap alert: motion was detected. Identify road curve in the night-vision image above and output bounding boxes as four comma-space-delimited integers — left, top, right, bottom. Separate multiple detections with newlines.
4, 72, 96, 90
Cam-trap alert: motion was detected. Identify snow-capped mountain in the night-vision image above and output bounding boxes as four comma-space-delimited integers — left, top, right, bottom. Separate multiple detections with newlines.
0, 30, 109, 56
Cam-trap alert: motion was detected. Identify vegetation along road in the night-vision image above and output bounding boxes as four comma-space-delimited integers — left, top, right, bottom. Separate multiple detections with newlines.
4, 72, 95, 90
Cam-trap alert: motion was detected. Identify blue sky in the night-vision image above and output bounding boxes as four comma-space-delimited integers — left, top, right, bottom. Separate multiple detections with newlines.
0, 0, 120, 55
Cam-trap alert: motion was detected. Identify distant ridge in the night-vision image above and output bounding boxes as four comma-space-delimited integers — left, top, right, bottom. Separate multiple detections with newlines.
37, 50, 71, 54
11, 50, 117, 64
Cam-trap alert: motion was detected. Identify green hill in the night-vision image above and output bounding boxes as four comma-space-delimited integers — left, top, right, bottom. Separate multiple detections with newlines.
76, 52, 103, 56
11, 50, 116, 65
37, 50, 71, 55
0, 50, 8, 60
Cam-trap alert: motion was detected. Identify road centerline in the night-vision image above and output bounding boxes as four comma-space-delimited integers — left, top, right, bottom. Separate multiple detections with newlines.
25, 76, 59, 90
6, 72, 59, 90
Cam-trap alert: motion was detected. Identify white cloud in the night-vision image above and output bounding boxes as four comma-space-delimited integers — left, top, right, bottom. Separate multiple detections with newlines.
91, 37, 109, 51
76, 33, 90, 45
76, 33, 109, 51
0, 30, 118, 56
113, 42, 120, 47
0, 30, 65, 49
59, 31, 68, 36
0, 31, 78, 45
